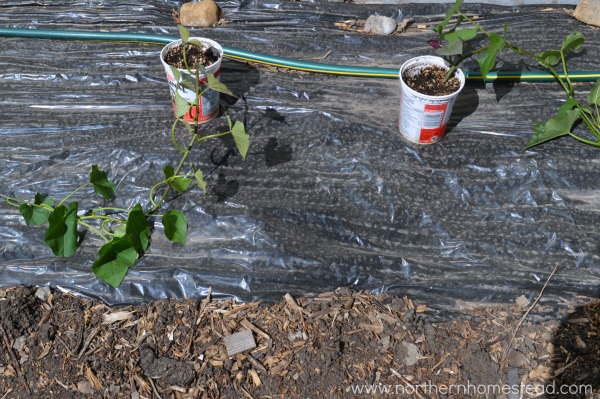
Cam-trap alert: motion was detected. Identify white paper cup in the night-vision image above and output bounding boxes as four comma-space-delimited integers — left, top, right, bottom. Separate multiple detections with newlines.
399, 56, 465, 144
160, 37, 223, 123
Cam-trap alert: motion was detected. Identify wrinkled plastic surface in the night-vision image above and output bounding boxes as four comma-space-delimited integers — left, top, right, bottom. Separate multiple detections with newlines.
1, 0, 599, 316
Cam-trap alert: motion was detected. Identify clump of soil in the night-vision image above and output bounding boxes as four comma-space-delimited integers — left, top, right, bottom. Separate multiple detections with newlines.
403, 64, 460, 96
163, 42, 220, 69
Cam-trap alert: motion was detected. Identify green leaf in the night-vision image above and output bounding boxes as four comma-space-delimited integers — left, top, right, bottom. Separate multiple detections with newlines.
174, 92, 191, 118
125, 204, 150, 253
477, 33, 506, 79
588, 78, 600, 106
92, 236, 138, 287
194, 169, 207, 194
231, 119, 250, 159
19, 193, 54, 225
535, 49, 561, 66
113, 223, 126, 238
206, 73, 234, 97
561, 32, 584, 54
172, 177, 193, 193
187, 39, 205, 49
90, 165, 116, 200
177, 24, 190, 43
169, 66, 182, 82
163, 165, 175, 180
525, 107, 581, 149
434, 0, 465, 34
164, 165, 192, 193
436, 38, 464, 56
456, 27, 478, 41
163, 210, 188, 245
44, 202, 78, 257
557, 97, 579, 116
181, 119, 194, 135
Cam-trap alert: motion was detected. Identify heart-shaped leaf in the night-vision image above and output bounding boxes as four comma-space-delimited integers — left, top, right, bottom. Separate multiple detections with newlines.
19, 193, 54, 225
163, 165, 175, 180
172, 177, 192, 193
525, 106, 581, 149
535, 49, 561, 67
477, 33, 505, 79
457, 27, 478, 41
90, 165, 116, 200
194, 169, 207, 194
436, 38, 464, 56
174, 92, 191, 118
588, 78, 600, 106
169, 66, 182, 82
125, 204, 150, 253
206, 73, 234, 97
163, 210, 188, 245
561, 32, 584, 54
44, 202, 78, 257
92, 236, 138, 287
163, 165, 192, 193
229, 118, 250, 160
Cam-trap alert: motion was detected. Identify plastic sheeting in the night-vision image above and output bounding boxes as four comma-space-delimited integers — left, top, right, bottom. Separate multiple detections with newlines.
1, 0, 599, 316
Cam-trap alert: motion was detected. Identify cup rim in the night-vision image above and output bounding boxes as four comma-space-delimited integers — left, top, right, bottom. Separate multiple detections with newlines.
399, 56, 465, 100
160, 37, 223, 72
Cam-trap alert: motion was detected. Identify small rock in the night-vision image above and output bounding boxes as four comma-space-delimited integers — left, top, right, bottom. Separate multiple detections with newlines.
401, 340, 420, 366
507, 350, 527, 368
179, 0, 220, 27
380, 335, 391, 350
109, 384, 121, 394
364, 15, 397, 35
35, 286, 51, 301
12, 335, 26, 352
77, 380, 94, 395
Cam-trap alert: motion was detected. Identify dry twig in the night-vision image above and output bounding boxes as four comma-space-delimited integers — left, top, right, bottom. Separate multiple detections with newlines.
0, 322, 31, 394
501, 265, 559, 368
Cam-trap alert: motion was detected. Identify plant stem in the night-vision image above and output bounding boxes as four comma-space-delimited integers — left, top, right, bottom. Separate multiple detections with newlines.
171, 118, 185, 154
78, 220, 110, 242
91, 207, 129, 215
457, 11, 491, 37
198, 131, 233, 143
578, 108, 600, 141
559, 51, 575, 96
445, 46, 488, 81
505, 44, 571, 96
0, 193, 24, 207
79, 214, 124, 224
147, 132, 199, 215
568, 132, 600, 147
58, 182, 91, 207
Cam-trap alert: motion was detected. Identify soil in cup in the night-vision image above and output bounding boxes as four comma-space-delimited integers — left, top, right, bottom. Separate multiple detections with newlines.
163, 43, 219, 69
403, 65, 460, 96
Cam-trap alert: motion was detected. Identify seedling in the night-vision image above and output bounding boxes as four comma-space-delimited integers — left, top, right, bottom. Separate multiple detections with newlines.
429, 0, 600, 148
0, 25, 249, 287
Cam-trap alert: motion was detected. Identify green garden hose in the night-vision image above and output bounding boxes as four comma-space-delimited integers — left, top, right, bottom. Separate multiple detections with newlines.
0, 27, 599, 82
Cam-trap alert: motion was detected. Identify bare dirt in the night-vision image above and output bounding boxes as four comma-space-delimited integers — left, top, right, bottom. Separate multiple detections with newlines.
0, 285, 598, 399
403, 65, 461, 96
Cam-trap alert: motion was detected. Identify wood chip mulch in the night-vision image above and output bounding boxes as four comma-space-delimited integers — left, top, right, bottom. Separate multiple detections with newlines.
0, 285, 598, 398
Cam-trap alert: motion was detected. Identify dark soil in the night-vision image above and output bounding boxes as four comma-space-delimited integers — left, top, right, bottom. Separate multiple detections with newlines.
0, 286, 598, 399
403, 65, 461, 96
163, 42, 220, 70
